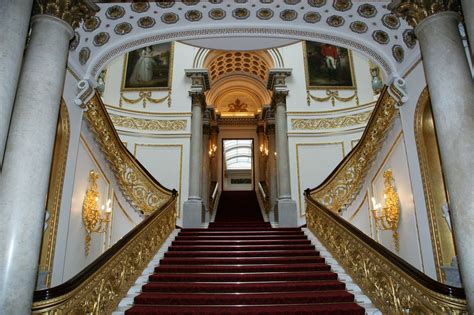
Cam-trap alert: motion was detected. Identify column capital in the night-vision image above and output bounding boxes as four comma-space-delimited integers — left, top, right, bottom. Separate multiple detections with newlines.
267, 68, 292, 91
34, 0, 99, 30
388, 0, 461, 28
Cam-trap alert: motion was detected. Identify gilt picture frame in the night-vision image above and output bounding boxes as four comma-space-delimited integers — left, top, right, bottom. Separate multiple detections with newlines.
121, 42, 174, 91
303, 41, 356, 90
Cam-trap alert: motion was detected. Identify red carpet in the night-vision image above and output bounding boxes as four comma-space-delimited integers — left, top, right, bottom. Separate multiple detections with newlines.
126, 192, 364, 314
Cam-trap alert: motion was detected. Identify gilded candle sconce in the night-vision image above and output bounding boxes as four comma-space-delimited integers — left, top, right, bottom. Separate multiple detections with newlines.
82, 170, 112, 256
371, 169, 401, 252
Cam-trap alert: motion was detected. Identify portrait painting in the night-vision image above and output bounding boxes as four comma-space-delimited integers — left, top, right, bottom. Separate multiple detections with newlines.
122, 42, 173, 90
304, 41, 356, 89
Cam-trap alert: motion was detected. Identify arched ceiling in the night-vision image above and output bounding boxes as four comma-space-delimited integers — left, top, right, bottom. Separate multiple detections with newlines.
204, 51, 273, 118
70, 0, 419, 81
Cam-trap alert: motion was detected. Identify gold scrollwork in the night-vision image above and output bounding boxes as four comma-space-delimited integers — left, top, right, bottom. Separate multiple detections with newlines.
109, 114, 187, 131
32, 198, 177, 314
291, 111, 371, 130
119, 90, 172, 108
305, 197, 467, 314
84, 93, 172, 215
309, 87, 398, 213
389, 0, 461, 28
307, 90, 360, 107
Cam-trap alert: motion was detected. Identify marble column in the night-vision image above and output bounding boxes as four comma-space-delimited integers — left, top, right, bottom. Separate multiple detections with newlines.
461, 0, 474, 58
0, 2, 97, 311
392, 2, 474, 311
0, 0, 34, 167
267, 69, 298, 227
183, 70, 209, 228
266, 123, 278, 224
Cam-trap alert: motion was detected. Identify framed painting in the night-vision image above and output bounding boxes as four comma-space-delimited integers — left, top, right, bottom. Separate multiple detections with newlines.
304, 41, 356, 90
122, 42, 174, 91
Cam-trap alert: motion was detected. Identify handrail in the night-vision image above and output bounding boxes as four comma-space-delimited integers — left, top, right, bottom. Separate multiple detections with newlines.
84, 93, 173, 216
211, 181, 219, 200
308, 87, 398, 213
258, 181, 267, 200
304, 193, 467, 313
32, 193, 177, 313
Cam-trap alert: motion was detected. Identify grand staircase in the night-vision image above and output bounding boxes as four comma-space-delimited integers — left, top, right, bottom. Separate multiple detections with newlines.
124, 192, 365, 314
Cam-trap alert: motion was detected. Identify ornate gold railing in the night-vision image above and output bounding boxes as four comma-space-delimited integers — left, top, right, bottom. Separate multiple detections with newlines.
310, 87, 398, 213
84, 93, 172, 215
305, 195, 467, 313
32, 194, 177, 314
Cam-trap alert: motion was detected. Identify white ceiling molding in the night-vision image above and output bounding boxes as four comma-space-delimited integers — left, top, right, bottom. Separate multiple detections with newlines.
70, 1, 419, 82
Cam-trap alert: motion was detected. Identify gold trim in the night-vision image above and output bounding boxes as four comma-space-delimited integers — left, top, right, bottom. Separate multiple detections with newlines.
402, 58, 422, 79
84, 93, 173, 215
39, 100, 70, 288
305, 198, 467, 314
307, 90, 359, 107
113, 193, 137, 226
287, 100, 376, 115
296, 142, 345, 216
133, 144, 183, 217
291, 111, 371, 130
303, 41, 357, 90
32, 198, 177, 314
348, 192, 368, 223
121, 42, 175, 92
79, 136, 111, 186
350, 139, 360, 148
414, 87, 455, 283
310, 88, 399, 213
105, 104, 191, 116
109, 114, 187, 131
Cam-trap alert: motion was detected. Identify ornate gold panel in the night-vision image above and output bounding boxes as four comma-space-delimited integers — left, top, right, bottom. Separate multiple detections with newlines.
414, 87, 456, 283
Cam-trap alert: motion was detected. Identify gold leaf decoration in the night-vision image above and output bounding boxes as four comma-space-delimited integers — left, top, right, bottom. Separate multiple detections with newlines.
84, 94, 172, 215
291, 111, 371, 130
109, 114, 187, 131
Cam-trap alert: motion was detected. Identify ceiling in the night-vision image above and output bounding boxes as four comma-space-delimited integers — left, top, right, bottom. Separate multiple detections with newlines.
70, 0, 419, 82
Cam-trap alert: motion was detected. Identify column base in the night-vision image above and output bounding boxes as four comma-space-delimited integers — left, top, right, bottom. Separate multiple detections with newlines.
182, 199, 204, 228
277, 199, 298, 227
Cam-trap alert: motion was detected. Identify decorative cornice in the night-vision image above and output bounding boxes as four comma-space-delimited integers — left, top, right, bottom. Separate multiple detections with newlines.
34, 0, 100, 29
388, 0, 461, 28
109, 114, 187, 132
185, 69, 210, 93
267, 68, 292, 91
291, 111, 372, 130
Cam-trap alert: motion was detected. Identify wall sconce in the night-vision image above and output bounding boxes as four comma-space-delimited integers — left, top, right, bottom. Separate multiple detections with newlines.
82, 170, 112, 256
371, 169, 401, 252
259, 143, 269, 156
208, 143, 217, 158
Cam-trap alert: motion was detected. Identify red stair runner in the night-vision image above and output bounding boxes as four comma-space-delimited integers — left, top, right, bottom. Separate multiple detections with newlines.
125, 220, 364, 314
126, 192, 363, 314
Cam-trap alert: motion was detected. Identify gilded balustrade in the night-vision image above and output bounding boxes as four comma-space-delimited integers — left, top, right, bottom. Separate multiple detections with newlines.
84, 93, 172, 215
32, 196, 177, 314
310, 87, 398, 213
305, 196, 467, 313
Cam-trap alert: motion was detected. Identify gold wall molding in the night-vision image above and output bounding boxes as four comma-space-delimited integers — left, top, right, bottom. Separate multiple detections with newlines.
309, 87, 399, 213
287, 100, 376, 116
306, 90, 360, 107
348, 192, 369, 223
32, 198, 177, 314
119, 90, 171, 108
292, 111, 371, 131
109, 113, 187, 132
106, 104, 191, 116
389, 0, 461, 28
84, 93, 173, 215
39, 101, 70, 288
296, 142, 345, 217
305, 197, 467, 313
414, 87, 456, 283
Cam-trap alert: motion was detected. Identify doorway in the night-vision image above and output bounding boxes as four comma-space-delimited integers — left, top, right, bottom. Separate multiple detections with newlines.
222, 139, 254, 191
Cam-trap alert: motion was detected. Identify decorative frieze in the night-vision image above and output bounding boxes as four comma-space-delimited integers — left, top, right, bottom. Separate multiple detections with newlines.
109, 114, 187, 131
291, 111, 371, 130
